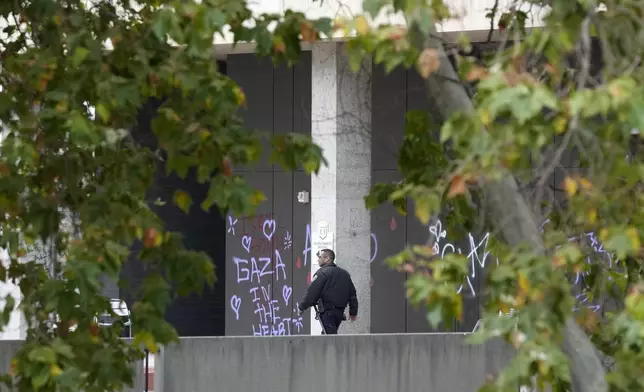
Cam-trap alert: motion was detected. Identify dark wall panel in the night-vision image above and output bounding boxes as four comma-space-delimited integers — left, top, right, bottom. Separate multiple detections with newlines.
227, 54, 274, 172
370, 170, 407, 333
225, 52, 311, 336
123, 94, 226, 337
403, 68, 435, 333
151, 167, 226, 336
273, 63, 293, 173
294, 52, 312, 139
292, 172, 311, 334
368, 65, 485, 333
371, 64, 408, 333
272, 172, 301, 335
372, 65, 406, 171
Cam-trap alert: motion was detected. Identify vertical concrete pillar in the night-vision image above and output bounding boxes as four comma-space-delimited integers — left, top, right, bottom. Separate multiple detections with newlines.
310, 42, 371, 334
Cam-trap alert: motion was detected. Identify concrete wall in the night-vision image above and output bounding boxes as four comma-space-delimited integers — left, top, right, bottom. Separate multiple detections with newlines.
1, 335, 515, 392
156, 334, 515, 392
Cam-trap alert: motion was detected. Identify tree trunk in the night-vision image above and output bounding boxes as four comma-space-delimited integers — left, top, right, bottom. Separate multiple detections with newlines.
416, 29, 608, 392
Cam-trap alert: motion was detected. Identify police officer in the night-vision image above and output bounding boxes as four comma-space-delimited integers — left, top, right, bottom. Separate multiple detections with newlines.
297, 248, 358, 334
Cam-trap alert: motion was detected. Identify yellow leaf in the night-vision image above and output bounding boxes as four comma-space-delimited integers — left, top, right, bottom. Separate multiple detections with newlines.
417, 48, 440, 79
552, 256, 565, 267
233, 86, 246, 108
586, 208, 597, 223
249, 190, 267, 206
626, 227, 641, 254
554, 116, 567, 134
354, 15, 370, 35
480, 110, 491, 126
55, 99, 68, 113
518, 272, 530, 293
154, 233, 163, 247
579, 177, 592, 190
415, 205, 430, 225
563, 177, 578, 197
49, 364, 63, 377
599, 228, 608, 242
134, 332, 159, 354
332, 18, 346, 31
173, 190, 192, 214
199, 130, 211, 141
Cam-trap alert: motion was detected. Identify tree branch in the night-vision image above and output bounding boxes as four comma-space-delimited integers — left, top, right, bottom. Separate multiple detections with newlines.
410, 22, 608, 392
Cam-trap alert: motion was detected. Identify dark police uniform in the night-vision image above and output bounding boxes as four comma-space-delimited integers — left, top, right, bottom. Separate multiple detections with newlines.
298, 263, 358, 334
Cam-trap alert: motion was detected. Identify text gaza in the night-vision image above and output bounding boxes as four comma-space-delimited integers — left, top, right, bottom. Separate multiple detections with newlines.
233, 249, 287, 284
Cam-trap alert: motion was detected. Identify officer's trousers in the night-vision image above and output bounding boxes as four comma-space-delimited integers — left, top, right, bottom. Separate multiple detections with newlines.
320, 308, 344, 334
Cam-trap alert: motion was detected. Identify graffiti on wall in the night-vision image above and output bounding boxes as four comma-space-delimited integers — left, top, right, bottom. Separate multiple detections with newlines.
227, 210, 615, 336
429, 218, 617, 313
227, 214, 303, 335
227, 213, 382, 336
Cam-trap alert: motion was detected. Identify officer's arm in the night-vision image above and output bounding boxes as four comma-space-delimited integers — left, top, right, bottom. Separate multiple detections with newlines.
348, 278, 358, 317
298, 272, 327, 312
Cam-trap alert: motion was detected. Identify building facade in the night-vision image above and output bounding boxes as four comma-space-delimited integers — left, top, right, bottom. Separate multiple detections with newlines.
1, 0, 549, 340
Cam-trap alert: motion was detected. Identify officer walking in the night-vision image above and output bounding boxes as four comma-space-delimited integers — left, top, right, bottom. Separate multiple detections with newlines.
297, 249, 358, 334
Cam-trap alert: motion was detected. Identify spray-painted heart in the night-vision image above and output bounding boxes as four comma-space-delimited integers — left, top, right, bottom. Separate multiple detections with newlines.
241, 236, 252, 253
230, 295, 241, 320
263, 219, 276, 241
282, 285, 292, 306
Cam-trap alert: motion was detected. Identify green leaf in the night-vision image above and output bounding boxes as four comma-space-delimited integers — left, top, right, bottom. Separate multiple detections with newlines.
51, 339, 75, 359
311, 18, 333, 36
28, 347, 56, 364
65, 110, 99, 146
412, 191, 439, 225
32, 367, 50, 390
412, 6, 433, 36
427, 304, 443, 328
72, 47, 90, 67
96, 103, 110, 123
1, 295, 15, 326
363, 0, 389, 17
204, 8, 226, 29
173, 190, 193, 214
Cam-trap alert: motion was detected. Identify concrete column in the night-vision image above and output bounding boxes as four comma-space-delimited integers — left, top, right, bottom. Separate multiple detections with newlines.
310, 42, 371, 334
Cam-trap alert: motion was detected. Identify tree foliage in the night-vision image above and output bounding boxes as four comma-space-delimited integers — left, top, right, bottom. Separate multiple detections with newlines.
2, 0, 644, 391
0, 1, 331, 391
342, 0, 644, 391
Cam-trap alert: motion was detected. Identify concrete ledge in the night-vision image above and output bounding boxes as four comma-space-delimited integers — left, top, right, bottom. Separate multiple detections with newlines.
158, 334, 514, 392
3, 334, 515, 392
